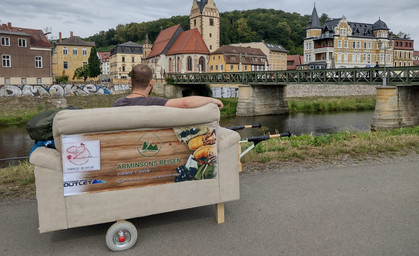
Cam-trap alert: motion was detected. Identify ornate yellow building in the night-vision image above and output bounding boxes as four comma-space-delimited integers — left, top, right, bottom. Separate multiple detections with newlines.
109, 41, 144, 83
190, 0, 220, 52
52, 32, 95, 82
304, 6, 394, 69
208, 45, 267, 72
230, 41, 288, 70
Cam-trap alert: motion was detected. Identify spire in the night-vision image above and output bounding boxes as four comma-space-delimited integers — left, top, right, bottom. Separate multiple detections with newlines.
308, 4, 321, 29
145, 33, 150, 45
197, 0, 209, 13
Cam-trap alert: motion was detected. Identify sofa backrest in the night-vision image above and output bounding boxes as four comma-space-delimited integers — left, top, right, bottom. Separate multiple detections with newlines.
53, 103, 220, 152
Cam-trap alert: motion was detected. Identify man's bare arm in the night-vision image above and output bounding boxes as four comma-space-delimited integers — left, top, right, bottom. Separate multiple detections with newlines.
165, 96, 223, 109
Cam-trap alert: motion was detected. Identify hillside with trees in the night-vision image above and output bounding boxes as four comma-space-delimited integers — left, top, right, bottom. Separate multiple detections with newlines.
88, 9, 331, 55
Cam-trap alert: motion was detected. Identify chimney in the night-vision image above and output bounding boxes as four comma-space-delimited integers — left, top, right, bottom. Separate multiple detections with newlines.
7, 22, 12, 29
59, 32, 62, 42
70, 31, 73, 37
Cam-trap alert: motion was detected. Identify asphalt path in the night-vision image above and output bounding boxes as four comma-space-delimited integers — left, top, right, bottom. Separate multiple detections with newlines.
1, 158, 418, 256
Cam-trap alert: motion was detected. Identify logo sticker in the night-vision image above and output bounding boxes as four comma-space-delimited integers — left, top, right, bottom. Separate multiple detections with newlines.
137, 133, 162, 157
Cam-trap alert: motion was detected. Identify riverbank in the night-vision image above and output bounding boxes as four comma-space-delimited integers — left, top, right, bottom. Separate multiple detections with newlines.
1, 126, 418, 201
0, 95, 375, 127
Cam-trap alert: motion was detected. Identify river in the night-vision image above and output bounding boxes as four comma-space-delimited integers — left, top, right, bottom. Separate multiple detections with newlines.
0, 111, 374, 168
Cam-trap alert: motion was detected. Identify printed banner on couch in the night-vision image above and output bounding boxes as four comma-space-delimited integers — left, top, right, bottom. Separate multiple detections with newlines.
62, 124, 218, 196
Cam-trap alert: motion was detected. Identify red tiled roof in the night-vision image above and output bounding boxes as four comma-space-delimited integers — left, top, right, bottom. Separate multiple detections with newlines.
0, 23, 51, 48
212, 45, 265, 56
287, 55, 304, 70
98, 52, 110, 62
147, 24, 182, 58
166, 29, 209, 55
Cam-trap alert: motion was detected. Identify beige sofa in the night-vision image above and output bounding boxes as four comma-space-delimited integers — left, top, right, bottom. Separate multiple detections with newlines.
30, 103, 240, 234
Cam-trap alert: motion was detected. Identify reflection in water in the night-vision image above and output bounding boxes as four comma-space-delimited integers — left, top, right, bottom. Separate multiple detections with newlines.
0, 111, 374, 168
0, 126, 34, 168
220, 111, 374, 139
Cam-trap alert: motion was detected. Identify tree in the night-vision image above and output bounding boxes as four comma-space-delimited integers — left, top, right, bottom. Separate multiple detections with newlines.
73, 65, 89, 81
88, 47, 101, 78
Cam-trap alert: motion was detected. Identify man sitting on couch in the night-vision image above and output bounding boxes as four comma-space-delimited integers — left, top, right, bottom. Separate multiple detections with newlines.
113, 64, 223, 109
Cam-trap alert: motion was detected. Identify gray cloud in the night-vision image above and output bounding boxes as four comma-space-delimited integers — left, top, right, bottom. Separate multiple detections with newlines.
1, 0, 418, 49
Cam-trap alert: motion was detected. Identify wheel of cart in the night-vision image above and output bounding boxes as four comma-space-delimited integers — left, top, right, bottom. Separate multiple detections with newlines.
105, 220, 138, 251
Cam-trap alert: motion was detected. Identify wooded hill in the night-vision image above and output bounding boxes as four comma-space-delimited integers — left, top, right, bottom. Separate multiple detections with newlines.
88, 9, 330, 55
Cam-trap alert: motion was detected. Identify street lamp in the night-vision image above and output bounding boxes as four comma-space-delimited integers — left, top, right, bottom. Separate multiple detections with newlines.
378, 39, 393, 86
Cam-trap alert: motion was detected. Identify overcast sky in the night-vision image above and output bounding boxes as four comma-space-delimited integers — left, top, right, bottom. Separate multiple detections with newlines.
1, 0, 418, 49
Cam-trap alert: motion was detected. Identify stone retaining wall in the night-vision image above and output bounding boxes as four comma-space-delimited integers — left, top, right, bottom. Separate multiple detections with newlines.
285, 84, 376, 97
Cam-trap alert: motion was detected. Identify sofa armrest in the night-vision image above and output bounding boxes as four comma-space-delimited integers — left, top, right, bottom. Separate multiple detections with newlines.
218, 127, 240, 152
29, 147, 62, 172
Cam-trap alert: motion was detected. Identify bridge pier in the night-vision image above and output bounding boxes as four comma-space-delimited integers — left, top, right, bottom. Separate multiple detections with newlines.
236, 84, 289, 116
371, 86, 419, 130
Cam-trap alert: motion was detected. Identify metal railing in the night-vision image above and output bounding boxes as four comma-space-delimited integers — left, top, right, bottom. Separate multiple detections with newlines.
169, 66, 419, 85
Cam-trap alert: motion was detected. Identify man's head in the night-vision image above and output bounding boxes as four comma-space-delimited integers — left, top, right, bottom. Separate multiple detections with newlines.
130, 64, 153, 89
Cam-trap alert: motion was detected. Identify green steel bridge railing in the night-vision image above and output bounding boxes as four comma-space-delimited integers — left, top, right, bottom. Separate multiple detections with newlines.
169, 66, 419, 85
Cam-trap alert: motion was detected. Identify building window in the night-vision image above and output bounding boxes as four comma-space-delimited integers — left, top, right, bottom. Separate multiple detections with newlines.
357, 42, 360, 49
1, 37, 10, 46
83, 62, 87, 66
18, 38, 27, 47
220, 64, 223, 71
344, 41, 348, 48
210, 18, 214, 26
187, 57, 192, 71
63, 61, 68, 69
73, 48, 78, 55
338, 41, 342, 48
122, 66, 125, 72
210, 45, 212, 50
21, 78, 26, 85
2, 55, 11, 67
63, 47, 68, 55
194, 19, 197, 27
37, 78, 42, 85
132, 57, 135, 62
210, 65, 213, 71
5, 78, 10, 84
352, 42, 356, 48
231, 65, 234, 71
35, 56, 42, 68
209, 33, 212, 38
122, 56, 125, 62
82, 48, 87, 55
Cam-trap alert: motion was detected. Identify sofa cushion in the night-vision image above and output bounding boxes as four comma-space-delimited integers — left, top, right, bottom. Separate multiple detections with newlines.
53, 103, 220, 151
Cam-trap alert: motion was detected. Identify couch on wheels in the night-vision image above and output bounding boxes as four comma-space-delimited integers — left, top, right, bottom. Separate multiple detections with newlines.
29, 103, 241, 251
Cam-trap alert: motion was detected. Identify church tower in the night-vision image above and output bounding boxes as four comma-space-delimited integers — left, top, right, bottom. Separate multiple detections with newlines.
190, 0, 220, 52
143, 33, 152, 59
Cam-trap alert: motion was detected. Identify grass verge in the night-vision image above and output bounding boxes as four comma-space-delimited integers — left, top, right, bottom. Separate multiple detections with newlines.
0, 161, 35, 200
288, 96, 376, 113
241, 126, 419, 164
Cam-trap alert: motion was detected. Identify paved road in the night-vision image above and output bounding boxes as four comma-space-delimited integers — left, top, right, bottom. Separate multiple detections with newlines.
1, 158, 419, 256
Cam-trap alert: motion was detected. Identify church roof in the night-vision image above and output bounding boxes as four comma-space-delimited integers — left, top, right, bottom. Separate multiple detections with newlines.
147, 24, 184, 58
196, 0, 209, 13
166, 29, 209, 55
